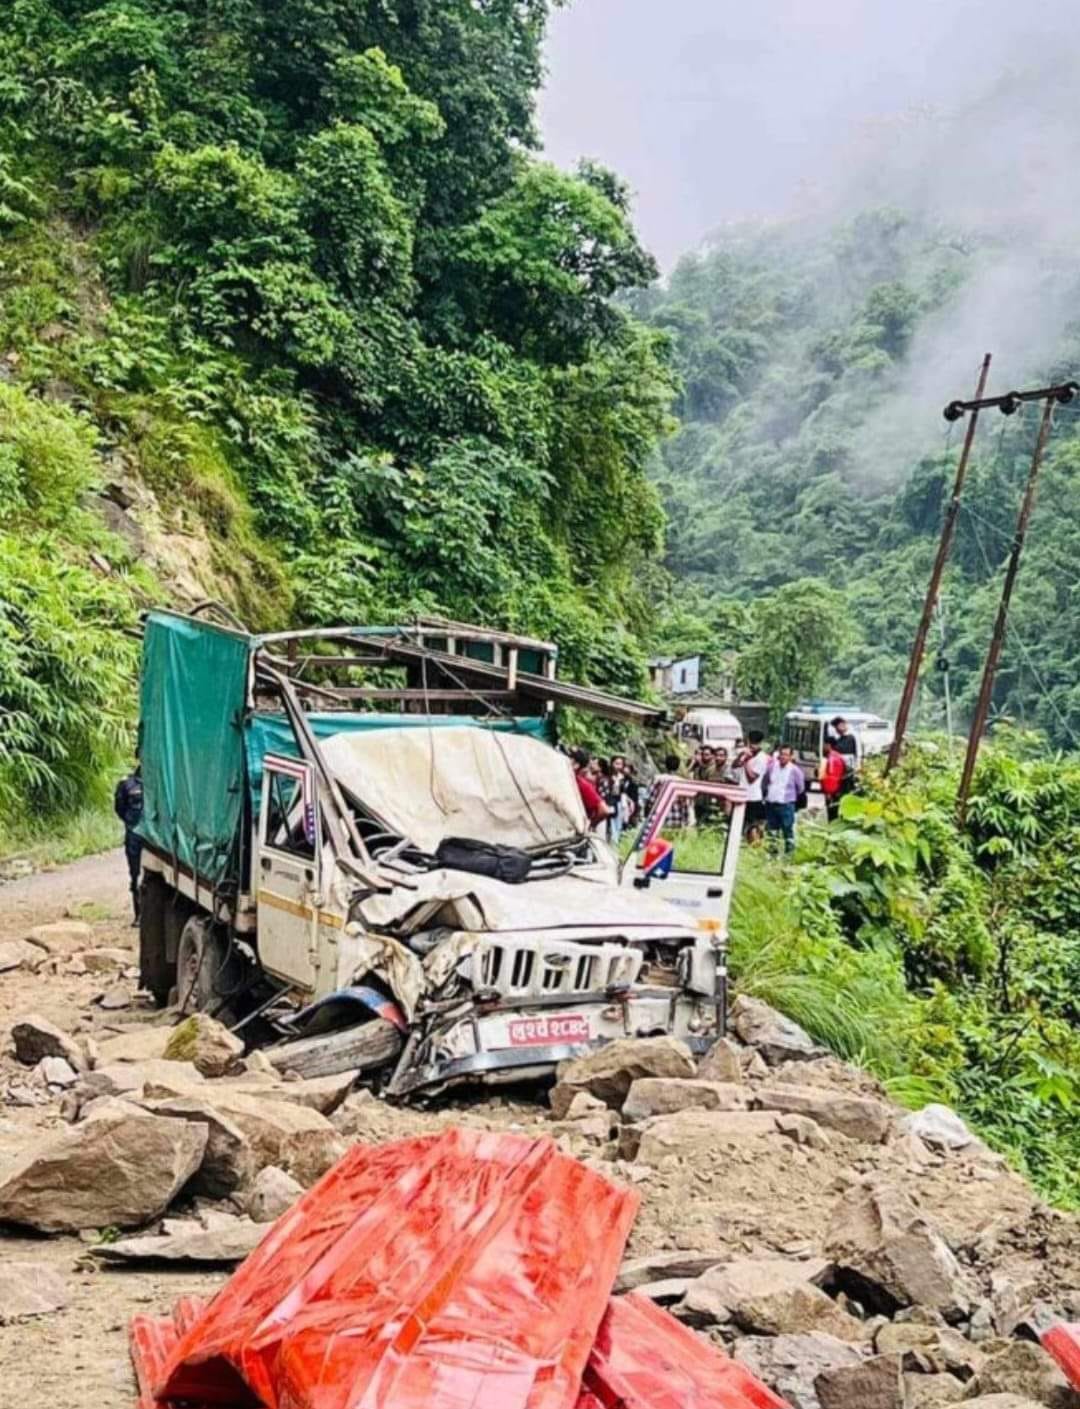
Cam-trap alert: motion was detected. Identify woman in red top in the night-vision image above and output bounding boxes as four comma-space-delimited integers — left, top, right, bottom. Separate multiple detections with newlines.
819, 740, 847, 823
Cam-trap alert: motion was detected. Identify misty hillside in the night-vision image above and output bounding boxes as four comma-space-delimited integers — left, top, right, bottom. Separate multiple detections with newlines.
642, 203, 1080, 740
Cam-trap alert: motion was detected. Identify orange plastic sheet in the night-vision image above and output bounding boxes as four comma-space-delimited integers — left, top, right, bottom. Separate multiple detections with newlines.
152, 1128, 638, 1409
1044, 1323, 1080, 1390
581, 1292, 792, 1409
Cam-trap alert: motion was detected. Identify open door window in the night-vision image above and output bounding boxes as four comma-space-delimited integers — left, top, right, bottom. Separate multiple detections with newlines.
622, 776, 747, 937
261, 755, 319, 862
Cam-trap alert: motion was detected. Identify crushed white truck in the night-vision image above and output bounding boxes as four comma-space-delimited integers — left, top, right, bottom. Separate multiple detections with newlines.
136, 609, 746, 1097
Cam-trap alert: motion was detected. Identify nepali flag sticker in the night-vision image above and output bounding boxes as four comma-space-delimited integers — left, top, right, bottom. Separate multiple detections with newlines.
642, 837, 674, 877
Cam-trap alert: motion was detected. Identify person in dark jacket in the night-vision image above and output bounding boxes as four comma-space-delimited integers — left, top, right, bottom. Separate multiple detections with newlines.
114, 763, 144, 923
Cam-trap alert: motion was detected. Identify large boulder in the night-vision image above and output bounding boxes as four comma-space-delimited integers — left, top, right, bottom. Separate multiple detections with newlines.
143, 1085, 345, 1186
906, 1373, 967, 1406
10, 1014, 88, 1073
142, 1097, 254, 1198
962, 1342, 1078, 1408
875, 1321, 984, 1379
825, 1184, 972, 1318
626, 1108, 780, 1164
78, 948, 133, 974
815, 1354, 905, 1409
0, 1111, 206, 1232
246, 1166, 304, 1224
163, 1014, 244, 1078
755, 1084, 892, 1143
25, 920, 92, 955
622, 1078, 748, 1122
730, 994, 823, 1065
735, 1332, 866, 1409
553, 1036, 695, 1111
0, 1262, 68, 1321
736, 1283, 867, 1341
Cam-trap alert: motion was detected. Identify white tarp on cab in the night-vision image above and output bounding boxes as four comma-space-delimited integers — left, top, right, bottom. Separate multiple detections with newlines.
319, 724, 587, 854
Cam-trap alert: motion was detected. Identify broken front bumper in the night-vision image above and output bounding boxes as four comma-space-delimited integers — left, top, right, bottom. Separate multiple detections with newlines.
386, 988, 717, 1097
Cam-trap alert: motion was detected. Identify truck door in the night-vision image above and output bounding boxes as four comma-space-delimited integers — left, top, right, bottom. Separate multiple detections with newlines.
257, 755, 322, 993
622, 777, 744, 934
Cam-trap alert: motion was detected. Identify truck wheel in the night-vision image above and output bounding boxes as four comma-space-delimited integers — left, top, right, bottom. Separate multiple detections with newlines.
267, 1020, 403, 1080
139, 872, 173, 1008
176, 916, 247, 1019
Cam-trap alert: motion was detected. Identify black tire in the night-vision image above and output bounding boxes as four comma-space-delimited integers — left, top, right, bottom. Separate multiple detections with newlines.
139, 872, 173, 1007
268, 1019, 403, 1080
176, 916, 248, 1019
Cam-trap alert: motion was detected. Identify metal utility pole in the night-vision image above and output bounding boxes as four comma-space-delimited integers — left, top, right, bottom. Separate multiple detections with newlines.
956, 389, 1072, 822
887, 354, 992, 774
934, 596, 954, 752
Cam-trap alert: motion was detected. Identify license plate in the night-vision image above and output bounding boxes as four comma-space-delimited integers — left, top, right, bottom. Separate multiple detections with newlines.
507, 1013, 590, 1047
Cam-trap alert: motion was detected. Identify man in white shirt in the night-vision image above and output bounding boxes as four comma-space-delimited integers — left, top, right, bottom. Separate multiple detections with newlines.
762, 745, 807, 853
733, 731, 770, 843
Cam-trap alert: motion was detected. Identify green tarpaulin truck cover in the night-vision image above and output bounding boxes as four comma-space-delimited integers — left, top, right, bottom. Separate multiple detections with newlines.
136, 611, 551, 886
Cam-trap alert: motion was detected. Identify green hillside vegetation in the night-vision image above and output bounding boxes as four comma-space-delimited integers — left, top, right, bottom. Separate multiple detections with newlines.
0, 0, 674, 833
641, 211, 1080, 741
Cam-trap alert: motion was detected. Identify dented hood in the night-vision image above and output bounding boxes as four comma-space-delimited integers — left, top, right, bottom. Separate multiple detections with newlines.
320, 725, 587, 854
354, 868, 699, 942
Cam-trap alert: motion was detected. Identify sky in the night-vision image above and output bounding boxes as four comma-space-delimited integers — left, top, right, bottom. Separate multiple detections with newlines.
538, 0, 1075, 270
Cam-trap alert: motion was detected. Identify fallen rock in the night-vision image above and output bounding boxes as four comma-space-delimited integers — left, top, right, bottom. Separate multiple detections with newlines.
962, 1342, 1078, 1407
902, 1104, 977, 1152
635, 1278, 695, 1305
554, 1036, 695, 1110
222, 1072, 356, 1117
77, 947, 133, 974
682, 1256, 831, 1327
94, 1027, 172, 1064
550, 1114, 615, 1147
562, 1090, 609, 1120
825, 1184, 972, 1318
91, 1216, 266, 1264
25, 920, 92, 955
696, 1037, 744, 1083
143, 1086, 344, 1186
614, 1249, 729, 1294
776, 1112, 832, 1149
0, 1262, 68, 1322
11, 1014, 88, 1072
736, 1283, 867, 1341
246, 1166, 304, 1223
95, 984, 130, 1010
622, 1078, 748, 1122
76, 1059, 204, 1103
735, 1332, 865, 1409
815, 1353, 904, 1409
875, 1321, 983, 1378
626, 1108, 780, 1163
755, 1084, 892, 1143
37, 1056, 78, 1088
143, 1097, 254, 1197
163, 1014, 244, 1078
906, 1373, 967, 1406
730, 994, 823, 1065
0, 1111, 206, 1232
0, 939, 44, 973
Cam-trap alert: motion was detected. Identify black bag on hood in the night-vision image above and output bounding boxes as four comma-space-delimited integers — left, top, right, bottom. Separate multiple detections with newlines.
434, 836, 532, 885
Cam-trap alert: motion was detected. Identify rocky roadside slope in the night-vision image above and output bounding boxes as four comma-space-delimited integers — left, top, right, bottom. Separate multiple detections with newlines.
1, 914, 1079, 1409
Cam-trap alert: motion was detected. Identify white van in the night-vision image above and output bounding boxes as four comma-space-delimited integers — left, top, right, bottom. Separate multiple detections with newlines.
679, 708, 744, 752
782, 705, 895, 779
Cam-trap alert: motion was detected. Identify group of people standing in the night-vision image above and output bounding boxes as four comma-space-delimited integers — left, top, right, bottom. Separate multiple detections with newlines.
570, 716, 859, 857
